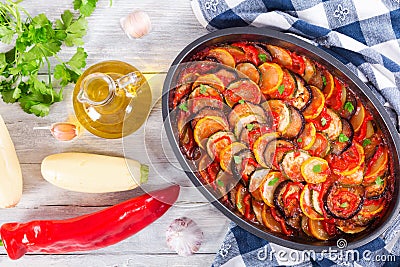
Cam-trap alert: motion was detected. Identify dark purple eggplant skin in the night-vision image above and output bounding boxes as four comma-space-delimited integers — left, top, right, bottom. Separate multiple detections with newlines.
340, 92, 358, 120
324, 183, 365, 220
263, 138, 294, 168
298, 85, 313, 112
331, 118, 354, 155
231, 149, 256, 186
273, 180, 302, 219
283, 105, 305, 139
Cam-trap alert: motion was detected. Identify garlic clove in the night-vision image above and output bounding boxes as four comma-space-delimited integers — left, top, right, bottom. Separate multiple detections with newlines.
120, 10, 152, 39
166, 217, 204, 256
33, 122, 79, 142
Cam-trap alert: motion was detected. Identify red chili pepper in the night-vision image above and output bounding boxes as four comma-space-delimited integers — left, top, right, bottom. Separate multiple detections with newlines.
326, 78, 343, 110
270, 208, 293, 235
206, 161, 220, 187
290, 52, 305, 75
223, 90, 242, 104
231, 42, 260, 65
0, 186, 180, 260
328, 143, 360, 172
211, 135, 233, 161
243, 194, 255, 221
355, 114, 373, 142
248, 125, 271, 149
322, 220, 336, 236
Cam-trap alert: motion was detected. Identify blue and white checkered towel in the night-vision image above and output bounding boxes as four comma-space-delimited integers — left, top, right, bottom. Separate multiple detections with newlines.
190, 0, 400, 266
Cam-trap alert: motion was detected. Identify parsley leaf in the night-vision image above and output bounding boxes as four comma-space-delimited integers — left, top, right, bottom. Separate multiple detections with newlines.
217, 180, 224, 187
362, 139, 372, 147
322, 76, 327, 87
238, 99, 245, 104
338, 133, 349, 143
246, 123, 255, 131
199, 84, 207, 95
233, 155, 242, 164
375, 176, 384, 186
321, 117, 327, 126
312, 164, 322, 173
278, 85, 285, 95
344, 102, 355, 113
73, 0, 99, 17
297, 138, 303, 143
268, 177, 279, 186
340, 202, 349, 208
258, 53, 267, 63
178, 102, 188, 112
237, 202, 242, 209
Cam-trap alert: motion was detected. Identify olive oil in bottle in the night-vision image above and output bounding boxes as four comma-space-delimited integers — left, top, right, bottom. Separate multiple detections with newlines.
73, 61, 152, 139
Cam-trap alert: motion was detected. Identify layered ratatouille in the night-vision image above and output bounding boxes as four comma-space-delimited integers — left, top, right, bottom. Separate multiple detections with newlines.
169, 41, 393, 241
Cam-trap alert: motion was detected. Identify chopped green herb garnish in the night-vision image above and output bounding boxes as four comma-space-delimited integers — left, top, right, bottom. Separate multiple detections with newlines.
246, 124, 255, 131
321, 117, 327, 126
358, 215, 363, 220
238, 99, 245, 104
268, 177, 279, 186
233, 155, 242, 164
258, 53, 267, 63
217, 180, 225, 187
297, 138, 303, 143
340, 202, 349, 208
237, 202, 243, 209
178, 102, 188, 112
338, 133, 349, 143
199, 84, 207, 95
375, 176, 384, 186
362, 139, 371, 147
344, 102, 355, 113
322, 76, 327, 87
312, 164, 322, 173
278, 85, 285, 95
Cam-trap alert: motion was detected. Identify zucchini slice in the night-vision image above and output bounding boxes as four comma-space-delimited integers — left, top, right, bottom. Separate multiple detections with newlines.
189, 97, 224, 114
190, 107, 226, 129
265, 44, 292, 69
273, 180, 303, 218
308, 219, 330, 240
249, 168, 270, 201
337, 225, 368, 234
253, 133, 280, 168
300, 184, 324, 220
206, 131, 236, 162
233, 114, 266, 139
363, 146, 388, 184
324, 184, 364, 220
235, 183, 247, 215
228, 102, 266, 129
311, 189, 324, 215
297, 122, 317, 150
268, 69, 297, 99
189, 84, 222, 100
322, 108, 343, 141
239, 122, 271, 146
258, 62, 284, 94
219, 142, 247, 174
282, 105, 305, 139
301, 215, 313, 237
300, 157, 330, 184
224, 79, 262, 107
338, 168, 364, 186
364, 175, 387, 199
236, 62, 260, 84
302, 86, 326, 120
262, 100, 291, 133
207, 48, 236, 68
302, 56, 316, 83
280, 150, 311, 182
264, 138, 295, 169
262, 205, 283, 233
330, 118, 354, 155
260, 171, 285, 207
193, 73, 225, 94
359, 198, 386, 218
322, 70, 335, 100
193, 116, 229, 149
350, 100, 366, 132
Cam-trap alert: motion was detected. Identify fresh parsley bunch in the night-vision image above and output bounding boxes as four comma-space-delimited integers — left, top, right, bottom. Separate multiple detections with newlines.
0, 0, 98, 116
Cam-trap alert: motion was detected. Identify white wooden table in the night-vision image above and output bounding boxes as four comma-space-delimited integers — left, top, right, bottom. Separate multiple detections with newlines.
0, 1, 231, 266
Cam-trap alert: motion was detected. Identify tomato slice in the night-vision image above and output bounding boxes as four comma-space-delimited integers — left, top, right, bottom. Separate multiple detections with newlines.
327, 142, 364, 176
324, 184, 364, 220
289, 52, 305, 75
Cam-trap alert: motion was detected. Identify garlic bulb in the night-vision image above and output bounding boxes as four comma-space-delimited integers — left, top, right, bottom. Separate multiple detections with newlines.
166, 217, 204, 256
120, 10, 152, 39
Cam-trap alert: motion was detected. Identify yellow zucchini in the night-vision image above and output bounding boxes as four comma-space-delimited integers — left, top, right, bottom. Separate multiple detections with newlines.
41, 153, 148, 193
0, 115, 23, 208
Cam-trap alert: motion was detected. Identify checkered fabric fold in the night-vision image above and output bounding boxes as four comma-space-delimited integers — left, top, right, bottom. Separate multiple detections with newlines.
190, 1, 400, 266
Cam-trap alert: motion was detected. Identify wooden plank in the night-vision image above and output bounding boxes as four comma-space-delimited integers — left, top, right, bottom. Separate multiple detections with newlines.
0, 205, 229, 255
0, 253, 217, 267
